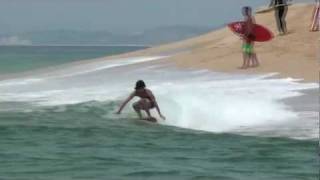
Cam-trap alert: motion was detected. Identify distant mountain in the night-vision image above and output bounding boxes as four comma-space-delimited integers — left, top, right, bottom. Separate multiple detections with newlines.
1, 26, 214, 46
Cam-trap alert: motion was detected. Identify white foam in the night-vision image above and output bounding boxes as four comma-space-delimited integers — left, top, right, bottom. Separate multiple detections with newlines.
153, 78, 316, 133
0, 56, 318, 139
0, 78, 43, 87
59, 56, 167, 77
0, 56, 166, 87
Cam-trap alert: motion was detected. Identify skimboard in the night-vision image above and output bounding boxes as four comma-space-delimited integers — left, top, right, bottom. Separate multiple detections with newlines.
142, 117, 157, 123
256, 4, 292, 14
228, 21, 274, 42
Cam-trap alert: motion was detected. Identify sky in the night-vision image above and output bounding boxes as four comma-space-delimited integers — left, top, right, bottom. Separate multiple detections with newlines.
0, 0, 314, 34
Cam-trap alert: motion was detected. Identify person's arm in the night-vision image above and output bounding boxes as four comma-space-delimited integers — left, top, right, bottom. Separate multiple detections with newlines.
154, 101, 166, 120
116, 92, 135, 114
147, 90, 166, 120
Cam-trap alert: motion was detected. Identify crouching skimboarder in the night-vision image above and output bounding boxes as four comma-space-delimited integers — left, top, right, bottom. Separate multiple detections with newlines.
116, 80, 166, 122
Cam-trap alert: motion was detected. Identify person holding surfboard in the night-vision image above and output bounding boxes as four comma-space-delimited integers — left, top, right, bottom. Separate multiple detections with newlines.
241, 6, 259, 69
269, 0, 292, 35
228, 8, 273, 68
116, 80, 165, 122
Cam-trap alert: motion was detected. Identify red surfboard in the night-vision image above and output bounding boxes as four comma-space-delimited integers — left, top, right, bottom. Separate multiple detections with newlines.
228, 21, 274, 42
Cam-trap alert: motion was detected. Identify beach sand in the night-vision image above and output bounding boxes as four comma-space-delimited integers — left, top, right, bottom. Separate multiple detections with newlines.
106, 4, 319, 82
1, 4, 318, 83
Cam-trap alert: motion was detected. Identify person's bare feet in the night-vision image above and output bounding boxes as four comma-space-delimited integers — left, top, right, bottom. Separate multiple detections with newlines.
238, 66, 249, 69
278, 31, 288, 36
250, 64, 259, 68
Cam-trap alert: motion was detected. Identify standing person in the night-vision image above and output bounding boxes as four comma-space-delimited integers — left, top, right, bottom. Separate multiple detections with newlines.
269, 0, 292, 35
310, 0, 320, 31
241, 6, 260, 69
116, 80, 165, 122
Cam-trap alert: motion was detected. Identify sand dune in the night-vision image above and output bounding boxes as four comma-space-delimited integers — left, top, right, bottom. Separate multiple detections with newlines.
109, 4, 319, 82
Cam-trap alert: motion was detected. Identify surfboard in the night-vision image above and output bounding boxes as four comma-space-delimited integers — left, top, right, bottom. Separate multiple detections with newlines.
228, 21, 274, 42
255, 4, 292, 14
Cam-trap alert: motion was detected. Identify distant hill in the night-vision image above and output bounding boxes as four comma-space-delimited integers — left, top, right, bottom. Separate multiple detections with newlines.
0, 26, 214, 46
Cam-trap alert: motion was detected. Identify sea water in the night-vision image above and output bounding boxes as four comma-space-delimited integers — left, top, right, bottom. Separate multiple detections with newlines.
0, 46, 145, 75
0, 48, 318, 180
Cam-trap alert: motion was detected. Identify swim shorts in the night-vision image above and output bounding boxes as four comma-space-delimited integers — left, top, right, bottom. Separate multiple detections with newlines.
242, 43, 254, 54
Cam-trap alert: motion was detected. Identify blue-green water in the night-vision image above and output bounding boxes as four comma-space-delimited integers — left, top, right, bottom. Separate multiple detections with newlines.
0, 102, 318, 180
0, 46, 318, 180
0, 103, 319, 180
0, 46, 145, 75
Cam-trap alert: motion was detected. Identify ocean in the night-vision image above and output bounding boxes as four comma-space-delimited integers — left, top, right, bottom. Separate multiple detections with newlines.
0, 46, 145, 75
0, 46, 318, 180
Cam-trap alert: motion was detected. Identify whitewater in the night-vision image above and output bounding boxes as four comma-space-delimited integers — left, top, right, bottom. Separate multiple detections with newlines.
0, 56, 318, 139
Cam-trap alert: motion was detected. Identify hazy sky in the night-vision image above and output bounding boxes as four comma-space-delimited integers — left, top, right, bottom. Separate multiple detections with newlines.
0, 0, 314, 34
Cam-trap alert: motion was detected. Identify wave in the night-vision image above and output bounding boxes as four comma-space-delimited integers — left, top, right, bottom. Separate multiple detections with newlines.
0, 56, 318, 139
0, 36, 32, 46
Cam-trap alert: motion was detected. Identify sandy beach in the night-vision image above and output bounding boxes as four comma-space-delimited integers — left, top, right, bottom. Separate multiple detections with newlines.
1, 4, 318, 83
103, 4, 319, 82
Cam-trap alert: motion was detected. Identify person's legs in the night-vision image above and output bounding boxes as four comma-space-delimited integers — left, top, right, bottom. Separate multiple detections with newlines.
241, 44, 250, 69
132, 101, 143, 119
243, 43, 258, 68
275, 8, 283, 34
249, 49, 259, 68
248, 53, 254, 67
280, 6, 288, 34
252, 53, 260, 67
316, 5, 320, 31
132, 99, 153, 119
142, 99, 154, 118
318, 6, 320, 31
143, 108, 157, 122
241, 53, 249, 69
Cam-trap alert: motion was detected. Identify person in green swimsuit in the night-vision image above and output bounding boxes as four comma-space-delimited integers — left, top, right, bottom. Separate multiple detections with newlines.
241, 6, 260, 69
